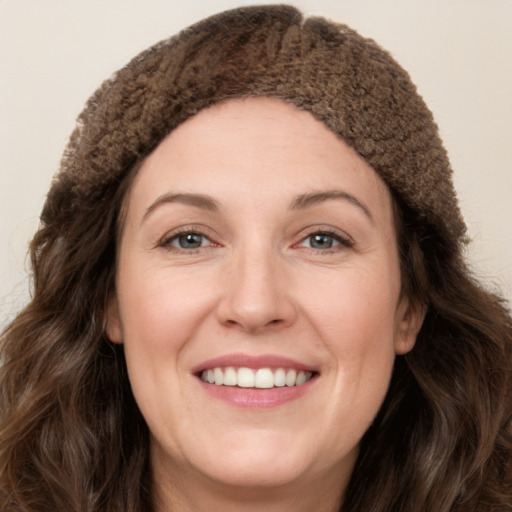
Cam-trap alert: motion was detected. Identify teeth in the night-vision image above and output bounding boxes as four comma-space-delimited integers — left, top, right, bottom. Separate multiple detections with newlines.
285, 369, 297, 387
237, 367, 255, 388
274, 368, 286, 387
223, 367, 237, 386
214, 367, 224, 385
255, 368, 274, 388
296, 370, 308, 386
200, 367, 313, 388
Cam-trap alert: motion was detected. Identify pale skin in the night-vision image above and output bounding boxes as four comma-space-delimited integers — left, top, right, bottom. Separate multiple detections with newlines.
106, 97, 425, 511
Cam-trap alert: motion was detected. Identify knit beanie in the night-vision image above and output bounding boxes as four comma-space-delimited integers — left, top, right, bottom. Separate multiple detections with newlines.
43, 4, 467, 250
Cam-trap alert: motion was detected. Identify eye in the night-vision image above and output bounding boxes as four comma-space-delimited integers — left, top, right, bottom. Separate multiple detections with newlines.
298, 231, 352, 250
165, 232, 212, 250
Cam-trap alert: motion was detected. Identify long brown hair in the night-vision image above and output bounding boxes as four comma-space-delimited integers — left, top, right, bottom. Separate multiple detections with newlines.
1, 5, 511, 511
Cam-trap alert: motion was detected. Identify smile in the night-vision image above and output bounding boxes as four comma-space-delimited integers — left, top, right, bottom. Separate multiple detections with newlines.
200, 367, 314, 388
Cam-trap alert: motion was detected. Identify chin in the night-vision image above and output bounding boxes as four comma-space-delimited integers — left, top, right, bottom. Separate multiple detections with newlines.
154, 427, 319, 490
199, 452, 310, 489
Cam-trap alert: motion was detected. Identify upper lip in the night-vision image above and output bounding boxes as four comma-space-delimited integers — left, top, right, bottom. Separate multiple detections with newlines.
191, 353, 318, 374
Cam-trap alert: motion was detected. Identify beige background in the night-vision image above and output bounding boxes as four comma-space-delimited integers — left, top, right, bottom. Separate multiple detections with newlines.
1, 0, 511, 330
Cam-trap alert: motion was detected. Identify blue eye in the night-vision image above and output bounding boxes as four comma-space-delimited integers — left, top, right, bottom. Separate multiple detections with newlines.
306, 233, 338, 249
299, 232, 351, 250
169, 232, 210, 249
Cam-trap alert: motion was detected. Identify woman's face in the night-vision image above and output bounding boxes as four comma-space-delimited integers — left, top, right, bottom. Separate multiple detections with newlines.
107, 98, 422, 499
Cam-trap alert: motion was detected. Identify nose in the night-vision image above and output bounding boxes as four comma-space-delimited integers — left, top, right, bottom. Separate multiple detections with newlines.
215, 246, 297, 334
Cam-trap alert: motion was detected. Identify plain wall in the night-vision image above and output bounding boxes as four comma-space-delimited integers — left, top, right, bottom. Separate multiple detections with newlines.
1, 0, 511, 330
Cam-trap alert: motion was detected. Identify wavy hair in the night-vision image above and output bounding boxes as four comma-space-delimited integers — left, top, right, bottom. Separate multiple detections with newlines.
1, 5, 511, 511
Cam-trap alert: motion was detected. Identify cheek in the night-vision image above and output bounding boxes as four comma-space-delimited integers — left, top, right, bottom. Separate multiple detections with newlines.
304, 264, 401, 347
301, 264, 400, 404
117, 261, 217, 347
116, 264, 220, 438
115, 262, 219, 411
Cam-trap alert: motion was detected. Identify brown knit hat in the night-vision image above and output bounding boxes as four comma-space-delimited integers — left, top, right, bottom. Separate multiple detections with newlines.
43, 4, 466, 249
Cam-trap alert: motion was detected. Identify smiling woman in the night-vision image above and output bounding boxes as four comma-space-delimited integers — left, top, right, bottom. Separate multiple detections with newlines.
106, 98, 420, 507
1, 5, 511, 512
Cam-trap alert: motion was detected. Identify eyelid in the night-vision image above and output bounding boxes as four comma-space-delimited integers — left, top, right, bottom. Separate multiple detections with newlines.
293, 226, 354, 250
169, 232, 211, 249
158, 224, 219, 250
156, 224, 353, 253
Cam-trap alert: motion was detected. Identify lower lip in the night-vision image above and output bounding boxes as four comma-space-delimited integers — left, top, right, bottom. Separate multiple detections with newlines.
197, 376, 317, 408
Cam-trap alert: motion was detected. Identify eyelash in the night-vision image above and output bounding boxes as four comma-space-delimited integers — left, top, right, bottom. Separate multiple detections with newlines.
297, 229, 354, 252
159, 226, 217, 253
158, 227, 354, 254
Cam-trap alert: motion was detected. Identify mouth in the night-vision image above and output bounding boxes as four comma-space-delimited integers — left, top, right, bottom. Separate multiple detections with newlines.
199, 366, 316, 388
193, 354, 319, 407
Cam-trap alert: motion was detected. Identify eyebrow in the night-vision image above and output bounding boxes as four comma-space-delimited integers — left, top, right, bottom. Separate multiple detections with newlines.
142, 193, 219, 222
290, 190, 373, 221
142, 189, 372, 223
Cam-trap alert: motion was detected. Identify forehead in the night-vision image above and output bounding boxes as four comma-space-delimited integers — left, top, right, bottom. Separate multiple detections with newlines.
125, 97, 393, 224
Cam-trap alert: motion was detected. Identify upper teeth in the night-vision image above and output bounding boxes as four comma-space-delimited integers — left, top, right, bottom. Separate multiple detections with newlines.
200, 367, 313, 388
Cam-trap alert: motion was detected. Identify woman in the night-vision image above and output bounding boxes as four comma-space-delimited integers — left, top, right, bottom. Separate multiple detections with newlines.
1, 5, 511, 511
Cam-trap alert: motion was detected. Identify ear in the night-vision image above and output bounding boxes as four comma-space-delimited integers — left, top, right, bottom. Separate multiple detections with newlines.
394, 295, 426, 355
105, 294, 123, 344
